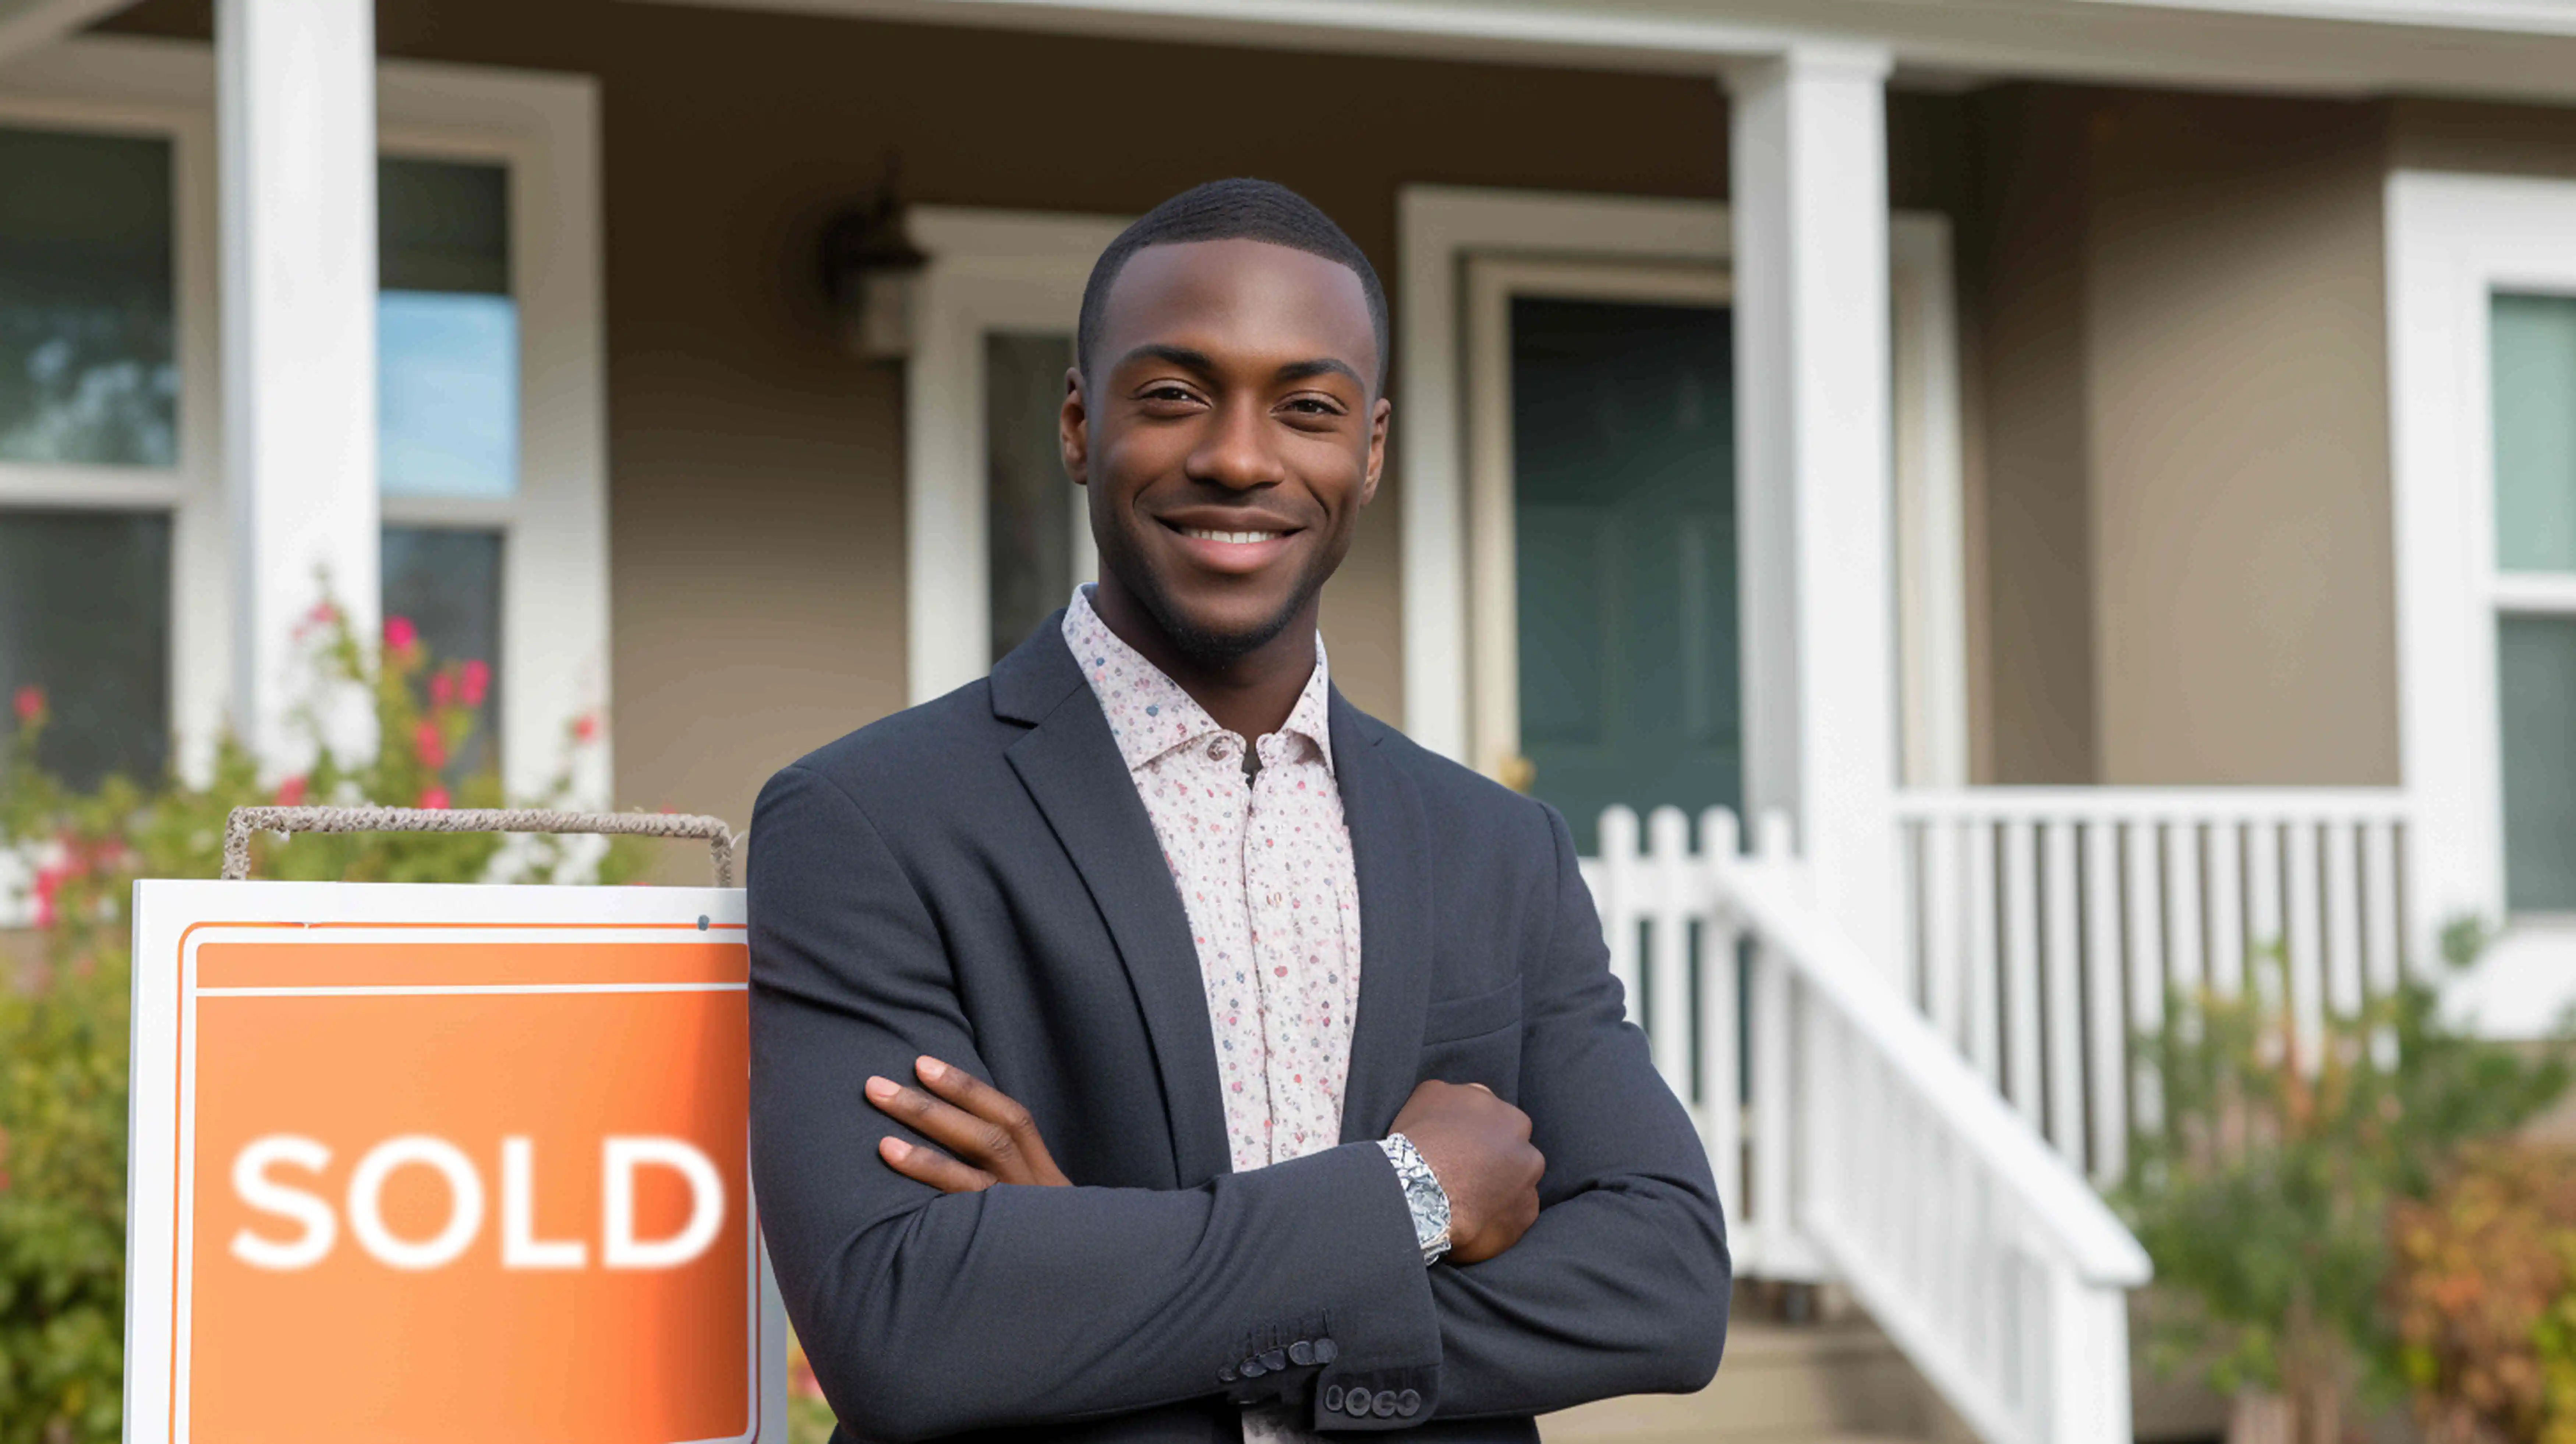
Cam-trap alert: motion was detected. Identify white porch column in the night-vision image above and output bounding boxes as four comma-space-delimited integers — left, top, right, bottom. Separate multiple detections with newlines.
1728, 47, 1904, 971
220, 0, 379, 772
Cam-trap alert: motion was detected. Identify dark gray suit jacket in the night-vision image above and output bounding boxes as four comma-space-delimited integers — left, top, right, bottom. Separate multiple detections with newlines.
747, 617, 1729, 1444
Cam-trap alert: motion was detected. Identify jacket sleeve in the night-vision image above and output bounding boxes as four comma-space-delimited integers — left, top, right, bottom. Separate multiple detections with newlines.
1391, 802, 1731, 1426
747, 763, 1442, 1443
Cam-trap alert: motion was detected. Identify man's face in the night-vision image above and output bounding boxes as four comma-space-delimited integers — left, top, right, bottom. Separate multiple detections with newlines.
1062, 237, 1389, 662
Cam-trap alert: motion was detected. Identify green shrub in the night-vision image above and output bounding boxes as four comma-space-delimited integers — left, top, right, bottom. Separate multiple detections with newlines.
2118, 924, 2575, 1444
0, 606, 648, 1444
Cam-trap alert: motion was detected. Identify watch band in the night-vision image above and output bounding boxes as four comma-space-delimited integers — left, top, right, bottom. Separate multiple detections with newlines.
1378, 1133, 1452, 1265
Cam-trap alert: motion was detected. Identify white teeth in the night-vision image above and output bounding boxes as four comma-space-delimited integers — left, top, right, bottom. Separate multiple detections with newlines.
1179, 527, 1284, 544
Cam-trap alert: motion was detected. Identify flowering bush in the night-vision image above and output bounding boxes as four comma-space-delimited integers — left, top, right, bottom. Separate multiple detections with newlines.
0, 606, 647, 1444
2118, 924, 2574, 1444
2389, 1143, 2576, 1444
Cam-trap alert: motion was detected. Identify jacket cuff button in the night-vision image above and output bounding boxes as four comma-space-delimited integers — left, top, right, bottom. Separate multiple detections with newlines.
1261, 1348, 1288, 1372
1322, 1386, 1345, 1412
1397, 1389, 1423, 1417
1218, 1365, 1237, 1383
1313, 1337, 1338, 1364
1343, 1388, 1374, 1418
1241, 1356, 1266, 1378
1289, 1340, 1316, 1366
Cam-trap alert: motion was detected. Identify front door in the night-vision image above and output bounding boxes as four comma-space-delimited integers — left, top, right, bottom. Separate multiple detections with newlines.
1466, 261, 1738, 852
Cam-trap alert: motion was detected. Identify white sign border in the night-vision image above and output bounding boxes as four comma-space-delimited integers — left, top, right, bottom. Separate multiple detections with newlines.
125, 879, 783, 1444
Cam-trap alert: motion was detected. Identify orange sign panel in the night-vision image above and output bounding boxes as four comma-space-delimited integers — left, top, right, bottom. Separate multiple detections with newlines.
127, 884, 780, 1444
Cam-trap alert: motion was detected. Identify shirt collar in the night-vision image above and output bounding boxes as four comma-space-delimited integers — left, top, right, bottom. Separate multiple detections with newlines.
1061, 585, 1336, 776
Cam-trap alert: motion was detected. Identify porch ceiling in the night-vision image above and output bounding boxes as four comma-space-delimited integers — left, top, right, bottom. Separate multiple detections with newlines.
628, 0, 2576, 104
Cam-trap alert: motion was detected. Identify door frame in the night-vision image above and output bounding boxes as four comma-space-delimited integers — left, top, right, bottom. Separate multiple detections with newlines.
1463, 257, 1734, 785
1399, 185, 1967, 788
902, 206, 1120, 704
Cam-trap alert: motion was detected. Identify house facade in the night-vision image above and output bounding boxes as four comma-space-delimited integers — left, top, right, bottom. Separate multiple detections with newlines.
8, 0, 2576, 1438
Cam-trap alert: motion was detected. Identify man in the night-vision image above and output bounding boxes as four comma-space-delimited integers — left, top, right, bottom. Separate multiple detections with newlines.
748, 179, 1728, 1444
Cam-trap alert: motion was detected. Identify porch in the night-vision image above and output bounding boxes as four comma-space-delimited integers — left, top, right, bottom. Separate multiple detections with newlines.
8, 0, 2576, 1440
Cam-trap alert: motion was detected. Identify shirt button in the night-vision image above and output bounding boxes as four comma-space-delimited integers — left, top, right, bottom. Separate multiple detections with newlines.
1207, 738, 1229, 759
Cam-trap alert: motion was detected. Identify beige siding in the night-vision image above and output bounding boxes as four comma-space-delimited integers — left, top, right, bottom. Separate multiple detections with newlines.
1958, 85, 2400, 787
2083, 92, 2395, 786
1964, 86, 2100, 785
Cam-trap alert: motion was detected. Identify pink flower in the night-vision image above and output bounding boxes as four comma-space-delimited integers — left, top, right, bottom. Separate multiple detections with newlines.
417, 786, 450, 811
384, 615, 418, 653
460, 659, 491, 709
275, 775, 308, 807
11, 685, 43, 724
572, 712, 601, 745
413, 719, 447, 771
428, 670, 455, 707
31, 865, 65, 929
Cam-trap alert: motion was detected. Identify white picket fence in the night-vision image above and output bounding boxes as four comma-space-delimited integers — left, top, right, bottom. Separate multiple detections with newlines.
1891, 788, 2415, 1185
1580, 805, 2149, 1444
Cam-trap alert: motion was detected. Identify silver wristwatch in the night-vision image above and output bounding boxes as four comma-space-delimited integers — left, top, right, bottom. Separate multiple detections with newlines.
1378, 1133, 1452, 1265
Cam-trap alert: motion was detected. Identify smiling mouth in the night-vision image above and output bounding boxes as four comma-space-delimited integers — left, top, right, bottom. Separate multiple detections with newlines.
1174, 526, 1290, 544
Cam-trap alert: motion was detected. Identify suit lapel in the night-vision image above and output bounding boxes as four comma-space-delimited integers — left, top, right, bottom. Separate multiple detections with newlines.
998, 626, 1231, 1187
1333, 693, 1435, 1143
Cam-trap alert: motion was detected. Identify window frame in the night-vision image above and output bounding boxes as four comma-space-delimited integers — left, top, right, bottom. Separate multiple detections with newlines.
902, 206, 1124, 705
0, 39, 606, 922
0, 46, 224, 784
2387, 168, 2576, 1034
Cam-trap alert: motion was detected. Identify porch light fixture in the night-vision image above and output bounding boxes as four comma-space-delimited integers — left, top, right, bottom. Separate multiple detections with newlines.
821, 171, 927, 362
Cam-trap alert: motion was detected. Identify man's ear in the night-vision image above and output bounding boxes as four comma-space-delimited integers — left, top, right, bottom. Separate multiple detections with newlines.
1060, 369, 1091, 487
1360, 395, 1391, 508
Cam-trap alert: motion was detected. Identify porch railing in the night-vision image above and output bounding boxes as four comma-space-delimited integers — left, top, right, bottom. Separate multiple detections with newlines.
1892, 788, 2414, 1184
1581, 805, 2149, 1444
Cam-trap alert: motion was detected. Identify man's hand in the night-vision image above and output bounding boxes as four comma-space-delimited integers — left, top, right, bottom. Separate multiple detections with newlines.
1390, 1081, 1543, 1264
866, 1056, 1071, 1191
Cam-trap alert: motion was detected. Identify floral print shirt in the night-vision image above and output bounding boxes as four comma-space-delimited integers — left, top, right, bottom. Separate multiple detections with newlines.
1063, 587, 1363, 1180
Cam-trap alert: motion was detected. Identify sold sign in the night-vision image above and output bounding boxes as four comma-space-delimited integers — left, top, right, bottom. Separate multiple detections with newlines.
127, 881, 785, 1444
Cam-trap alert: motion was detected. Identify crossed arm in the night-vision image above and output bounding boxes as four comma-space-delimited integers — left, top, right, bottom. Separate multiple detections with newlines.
864, 1056, 1544, 1264
749, 764, 1728, 1440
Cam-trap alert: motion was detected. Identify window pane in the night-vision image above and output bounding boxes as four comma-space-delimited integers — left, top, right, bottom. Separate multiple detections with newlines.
2500, 614, 2576, 912
0, 126, 177, 467
2493, 293, 2576, 573
382, 526, 503, 776
0, 508, 170, 789
379, 158, 515, 500
986, 331, 1075, 663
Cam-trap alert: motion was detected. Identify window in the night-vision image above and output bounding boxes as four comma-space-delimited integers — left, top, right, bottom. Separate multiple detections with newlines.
0, 509, 170, 788
985, 331, 1075, 663
379, 155, 513, 773
0, 125, 175, 467
2494, 292, 2576, 912
0, 42, 605, 840
0, 120, 184, 789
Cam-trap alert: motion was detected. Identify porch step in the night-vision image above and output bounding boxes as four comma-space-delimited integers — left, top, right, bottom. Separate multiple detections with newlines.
1538, 1317, 1964, 1444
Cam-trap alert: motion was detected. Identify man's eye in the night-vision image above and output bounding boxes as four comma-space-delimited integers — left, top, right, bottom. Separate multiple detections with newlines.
1142, 385, 1199, 404
1283, 398, 1342, 416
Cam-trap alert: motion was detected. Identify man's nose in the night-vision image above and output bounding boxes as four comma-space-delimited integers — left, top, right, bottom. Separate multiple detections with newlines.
1186, 399, 1286, 492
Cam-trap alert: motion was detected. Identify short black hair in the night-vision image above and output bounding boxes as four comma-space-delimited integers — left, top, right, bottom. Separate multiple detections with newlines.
1077, 178, 1390, 392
